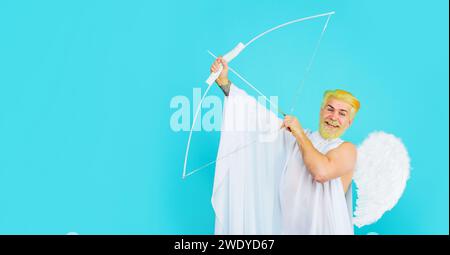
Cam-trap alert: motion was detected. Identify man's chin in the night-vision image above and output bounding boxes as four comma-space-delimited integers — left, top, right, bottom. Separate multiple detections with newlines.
319, 128, 344, 140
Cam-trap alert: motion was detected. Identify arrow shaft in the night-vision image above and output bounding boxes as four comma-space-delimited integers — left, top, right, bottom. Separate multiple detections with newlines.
183, 11, 335, 178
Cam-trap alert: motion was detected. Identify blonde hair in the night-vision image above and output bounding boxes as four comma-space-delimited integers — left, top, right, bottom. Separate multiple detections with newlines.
321, 89, 360, 119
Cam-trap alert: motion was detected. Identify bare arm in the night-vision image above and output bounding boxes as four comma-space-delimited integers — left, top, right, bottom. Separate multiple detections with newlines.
210, 57, 231, 96
298, 134, 356, 183
282, 115, 356, 190
340, 171, 354, 193
217, 80, 231, 96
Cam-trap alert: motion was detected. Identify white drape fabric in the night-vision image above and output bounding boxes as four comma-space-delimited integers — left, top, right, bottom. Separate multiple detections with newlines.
211, 84, 353, 235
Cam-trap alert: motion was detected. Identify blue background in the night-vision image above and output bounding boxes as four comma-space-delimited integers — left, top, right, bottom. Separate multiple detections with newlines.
0, 0, 448, 234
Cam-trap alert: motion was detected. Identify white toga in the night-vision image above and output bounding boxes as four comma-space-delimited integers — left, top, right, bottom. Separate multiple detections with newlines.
212, 83, 353, 235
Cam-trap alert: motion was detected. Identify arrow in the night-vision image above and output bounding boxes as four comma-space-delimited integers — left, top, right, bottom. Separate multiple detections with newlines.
183, 11, 335, 179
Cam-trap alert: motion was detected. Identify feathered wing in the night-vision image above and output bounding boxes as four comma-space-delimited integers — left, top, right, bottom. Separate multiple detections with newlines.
353, 131, 411, 228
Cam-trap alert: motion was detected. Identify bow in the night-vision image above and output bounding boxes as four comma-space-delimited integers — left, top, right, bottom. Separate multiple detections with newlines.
183, 11, 335, 179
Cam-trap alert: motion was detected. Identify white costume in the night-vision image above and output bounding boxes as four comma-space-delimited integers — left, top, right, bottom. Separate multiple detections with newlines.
212, 84, 353, 234
280, 131, 353, 234
207, 83, 410, 234
188, 12, 409, 235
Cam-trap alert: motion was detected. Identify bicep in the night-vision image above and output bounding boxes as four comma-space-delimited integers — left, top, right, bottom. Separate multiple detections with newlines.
325, 142, 357, 180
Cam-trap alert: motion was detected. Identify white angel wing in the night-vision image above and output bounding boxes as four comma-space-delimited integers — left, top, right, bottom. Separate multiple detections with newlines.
353, 131, 410, 228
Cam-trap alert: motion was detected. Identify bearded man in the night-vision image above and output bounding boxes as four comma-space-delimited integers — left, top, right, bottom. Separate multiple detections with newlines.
210, 57, 361, 235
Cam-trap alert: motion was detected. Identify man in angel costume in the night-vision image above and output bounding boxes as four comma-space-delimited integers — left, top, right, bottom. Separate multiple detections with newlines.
208, 57, 410, 235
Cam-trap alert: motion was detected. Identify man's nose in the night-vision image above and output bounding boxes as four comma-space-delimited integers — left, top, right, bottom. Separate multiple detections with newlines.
330, 112, 339, 120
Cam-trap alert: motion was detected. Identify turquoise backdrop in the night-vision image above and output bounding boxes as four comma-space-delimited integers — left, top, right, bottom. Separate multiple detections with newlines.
0, 0, 448, 234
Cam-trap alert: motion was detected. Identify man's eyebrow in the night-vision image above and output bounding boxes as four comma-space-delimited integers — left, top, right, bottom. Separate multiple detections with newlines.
327, 104, 348, 113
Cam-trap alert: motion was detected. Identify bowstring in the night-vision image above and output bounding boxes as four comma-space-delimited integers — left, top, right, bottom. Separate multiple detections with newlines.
289, 14, 331, 114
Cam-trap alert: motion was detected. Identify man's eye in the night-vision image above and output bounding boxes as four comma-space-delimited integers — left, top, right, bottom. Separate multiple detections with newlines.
339, 112, 346, 117
327, 108, 333, 112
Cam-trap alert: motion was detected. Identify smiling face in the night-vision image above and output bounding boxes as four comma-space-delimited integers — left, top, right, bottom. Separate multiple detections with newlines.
319, 97, 354, 139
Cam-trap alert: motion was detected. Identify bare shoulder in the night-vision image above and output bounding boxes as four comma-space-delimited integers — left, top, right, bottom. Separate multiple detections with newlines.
327, 142, 357, 161
338, 142, 356, 153
324, 141, 357, 181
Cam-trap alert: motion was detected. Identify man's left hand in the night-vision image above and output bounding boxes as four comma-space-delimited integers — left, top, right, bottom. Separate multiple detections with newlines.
282, 115, 304, 138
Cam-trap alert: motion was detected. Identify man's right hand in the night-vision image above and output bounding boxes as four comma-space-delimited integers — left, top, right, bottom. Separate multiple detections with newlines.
210, 57, 229, 86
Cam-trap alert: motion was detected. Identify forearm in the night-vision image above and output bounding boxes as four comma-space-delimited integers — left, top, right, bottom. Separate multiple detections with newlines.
295, 132, 332, 183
